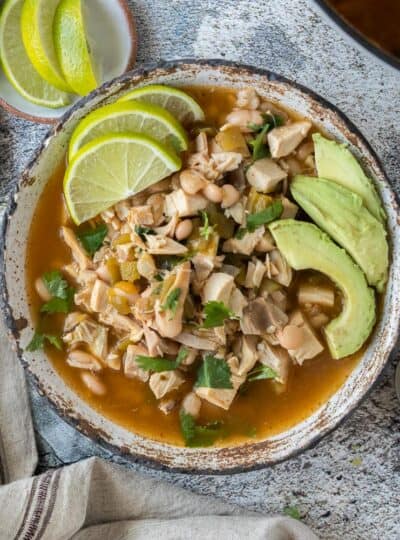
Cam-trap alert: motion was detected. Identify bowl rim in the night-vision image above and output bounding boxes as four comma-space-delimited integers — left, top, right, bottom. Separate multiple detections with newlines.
0, 0, 138, 125
1, 58, 399, 474
312, 0, 400, 72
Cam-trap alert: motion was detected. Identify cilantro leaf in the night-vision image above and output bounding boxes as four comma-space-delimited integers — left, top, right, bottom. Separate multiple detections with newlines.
263, 113, 284, 128
26, 332, 63, 352
179, 410, 225, 447
235, 200, 283, 239
199, 211, 215, 241
247, 364, 278, 382
41, 287, 74, 314
248, 123, 270, 161
246, 200, 283, 232
135, 225, 156, 239
202, 301, 237, 328
42, 271, 68, 299
283, 506, 301, 520
77, 223, 108, 256
40, 271, 75, 313
136, 348, 188, 372
195, 355, 233, 389
161, 288, 181, 316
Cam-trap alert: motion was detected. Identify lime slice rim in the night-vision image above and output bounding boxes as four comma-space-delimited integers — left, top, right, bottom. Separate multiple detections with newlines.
68, 100, 189, 161
64, 132, 182, 225
118, 84, 205, 123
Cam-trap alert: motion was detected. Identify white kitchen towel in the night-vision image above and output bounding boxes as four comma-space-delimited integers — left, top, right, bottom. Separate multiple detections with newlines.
0, 324, 318, 540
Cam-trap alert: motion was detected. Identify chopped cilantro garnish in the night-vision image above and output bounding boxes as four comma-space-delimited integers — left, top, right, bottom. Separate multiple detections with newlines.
247, 114, 284, 161
246, 200, 284, 232
247, 364, 278, 382
135, 225, 156, 239
26, 331, 63, 352
199, 211, 215, 241
136, 348, 188, 372
161, 287, 181, 316
235, 200, 283, 239
283, 506, 302, 520
179, 410, 225, 447
248, 123, 270, 161
202, 301, 237, 328
42, 271, 68, 298
77, 223, 108, 256
40, 271, 75, 314
195, 355, 233, 389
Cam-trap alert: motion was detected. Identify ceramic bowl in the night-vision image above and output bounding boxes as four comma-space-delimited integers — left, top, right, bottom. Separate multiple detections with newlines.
1, 60, 399, 473
312, 0, 400, 72
0, 0, 137, 124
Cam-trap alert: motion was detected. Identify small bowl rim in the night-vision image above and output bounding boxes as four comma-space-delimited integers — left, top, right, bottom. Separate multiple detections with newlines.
0, 0, 138, 125
1, 58, 399, 474
312, 0, 400, 72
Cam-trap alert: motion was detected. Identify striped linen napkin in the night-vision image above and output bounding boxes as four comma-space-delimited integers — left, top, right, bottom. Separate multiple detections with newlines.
0, 320, 318, 540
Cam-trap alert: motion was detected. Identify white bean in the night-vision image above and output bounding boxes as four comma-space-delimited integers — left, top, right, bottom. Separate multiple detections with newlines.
80, 372, 107, 396
35, 277, 52, 302
180, 169, 207, 195
68, 350, 103, 371
175, 219, 193, 241
203, 183, 223, 203
221, 184, 240, 208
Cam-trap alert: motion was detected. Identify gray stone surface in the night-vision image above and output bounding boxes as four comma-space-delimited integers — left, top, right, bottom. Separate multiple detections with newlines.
0, 0, 399, 538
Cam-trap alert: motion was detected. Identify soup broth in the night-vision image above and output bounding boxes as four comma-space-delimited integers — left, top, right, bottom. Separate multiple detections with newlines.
26, 86, 363, 447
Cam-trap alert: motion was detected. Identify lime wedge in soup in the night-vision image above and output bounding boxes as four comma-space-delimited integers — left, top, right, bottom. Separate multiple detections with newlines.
118, 84, 205, 125
68, 101, 189, 161
64, 133, 182, 224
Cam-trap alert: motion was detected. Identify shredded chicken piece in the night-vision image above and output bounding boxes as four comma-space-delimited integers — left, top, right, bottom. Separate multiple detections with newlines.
127, 205, 154, 227
155, 262, 191, 338
202, 272, 234, 305
123, 344, 149, 382
223, 227, 265, 255
257, 341, 290, 384
268, 120, 312, 158
63, 318, 109, 360
149, 370, 185, 400
145, 234, 188, 255
90, 280, 109, 313
236, 88, 260, 110
287, 310, 324, 364
61, 227, 93, 270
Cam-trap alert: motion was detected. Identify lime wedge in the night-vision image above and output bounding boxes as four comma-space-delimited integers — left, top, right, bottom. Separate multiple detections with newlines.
118, 85, 205, 125
69, 101, 189, 161
0, 0, 71, 108
21, 0, 72, 92
64, 133, 182, 224
54, 0, 99, 96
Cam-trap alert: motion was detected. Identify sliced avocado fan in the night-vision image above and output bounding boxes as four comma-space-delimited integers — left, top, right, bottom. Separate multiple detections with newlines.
269, 220, 376, 359
291, 175, 388, 292
313, 134, 386, 223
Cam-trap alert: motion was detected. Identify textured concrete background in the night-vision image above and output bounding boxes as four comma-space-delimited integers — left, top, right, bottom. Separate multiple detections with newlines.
0, 1, 399, 538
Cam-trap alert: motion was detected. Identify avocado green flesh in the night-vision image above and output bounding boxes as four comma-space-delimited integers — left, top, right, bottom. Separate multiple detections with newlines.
313, 134, 385, 224
269, 220, 376, 359
291, 175, 388, 292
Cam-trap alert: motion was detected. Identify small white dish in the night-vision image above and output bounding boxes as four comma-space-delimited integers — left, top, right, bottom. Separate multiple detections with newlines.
0, 0, 137, 124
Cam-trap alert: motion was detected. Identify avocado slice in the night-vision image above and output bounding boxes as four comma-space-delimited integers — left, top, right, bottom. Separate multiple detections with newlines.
269, 220, 376, 359
291, 175, 388, 292
313, 134, 386, 223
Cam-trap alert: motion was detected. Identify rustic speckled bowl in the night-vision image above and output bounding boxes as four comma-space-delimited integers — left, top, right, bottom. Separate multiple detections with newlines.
1, 60, 399, 473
